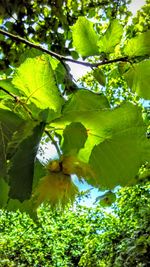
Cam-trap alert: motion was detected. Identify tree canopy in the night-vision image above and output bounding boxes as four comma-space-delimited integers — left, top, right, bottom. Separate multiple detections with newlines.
0, 0, 150, 216
0, 183, 150, 266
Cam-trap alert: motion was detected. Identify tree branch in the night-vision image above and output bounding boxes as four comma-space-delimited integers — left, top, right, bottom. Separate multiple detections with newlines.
45, 130, 62, 157
0, 86, 19, 101
0, 28, 129, 68
0, 87, 35, 120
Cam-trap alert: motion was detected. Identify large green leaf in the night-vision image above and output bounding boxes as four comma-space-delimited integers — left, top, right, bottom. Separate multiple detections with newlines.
53, 99, 150, 189
89, 103, 150, 188
62, 89, 110, 114
123, 30, 150, 57
52, 90, 110, 161
8, 121, 45, 202
62, 122, 88, 155
12, 54, 64, 121
0, 108, 24, 177
123, 60, 150, 99
98, 19, 123, 54
71, 17, 99, 57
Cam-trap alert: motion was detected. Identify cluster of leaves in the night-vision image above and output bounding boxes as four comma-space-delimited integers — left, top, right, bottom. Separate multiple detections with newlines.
0, 183, 149, 266
0, 0, 131, 73
79, 0, 150, 105
126, 0, 150, 37
0, 0, 150, 214
80, 183, 150, 267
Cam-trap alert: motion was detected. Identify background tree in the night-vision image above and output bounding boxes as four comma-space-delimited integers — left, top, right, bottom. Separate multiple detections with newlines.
0, 183, 149, 266
0, 0, 131, 72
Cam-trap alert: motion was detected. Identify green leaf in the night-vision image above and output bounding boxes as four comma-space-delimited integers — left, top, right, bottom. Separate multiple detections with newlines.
71, 17, 99, 57
123, 60, 150, 99
8, 121, 45, 202
0, 79, 20, 97
0, 178, 9, 208
95, 191, 116, 207
18, 48, 43, 64
62, 89, 110, 114
12, 54, 64, 121
53, 101, 150, 189
98, 19, 123, 54
0, 108, 24, 177
93, 68, 106, 86
89, 103, 150, 188
52, 89, 110, 161
123, 30, 150, 57
0, 109, 24, 141
62, 122, 88, 155
33, 159, 46, 189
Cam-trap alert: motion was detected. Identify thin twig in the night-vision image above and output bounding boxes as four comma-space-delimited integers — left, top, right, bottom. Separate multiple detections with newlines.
0, 86, 35, 120
0, 28, 129, 67
45, 130, 62, 157
0, 86, 19, 101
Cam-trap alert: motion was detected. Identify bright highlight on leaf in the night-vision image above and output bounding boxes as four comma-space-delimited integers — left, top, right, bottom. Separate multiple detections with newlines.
71, 17, 99, 57
12, 55, 64, 121
98, 19, 123, 54
123, 30, 150, 57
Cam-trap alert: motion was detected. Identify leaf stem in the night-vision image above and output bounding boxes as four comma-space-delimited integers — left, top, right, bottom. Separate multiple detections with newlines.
45, 130, 62, 157
0, 28, 129, 67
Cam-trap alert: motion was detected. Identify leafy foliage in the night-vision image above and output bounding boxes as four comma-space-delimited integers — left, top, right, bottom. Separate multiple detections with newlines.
0, 183, 149, 266
98, 19, 123, 54
123, 60, 150, 99
12, 54, 64, 121
0, 0, 150, 213
0, 0, 131, 72
123, 30, 150, 57
71, 17, 99, 57
8, 121, 45, 202
79, 183, 150, 267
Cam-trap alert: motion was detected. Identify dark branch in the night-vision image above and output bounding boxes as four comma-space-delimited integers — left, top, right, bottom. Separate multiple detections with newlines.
0, 87, 35, 120
0, 28, 129, 68
0, 86, 19, 101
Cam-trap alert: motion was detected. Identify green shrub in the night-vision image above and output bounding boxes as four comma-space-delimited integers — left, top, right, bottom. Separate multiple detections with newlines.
0, 183, 150, 267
